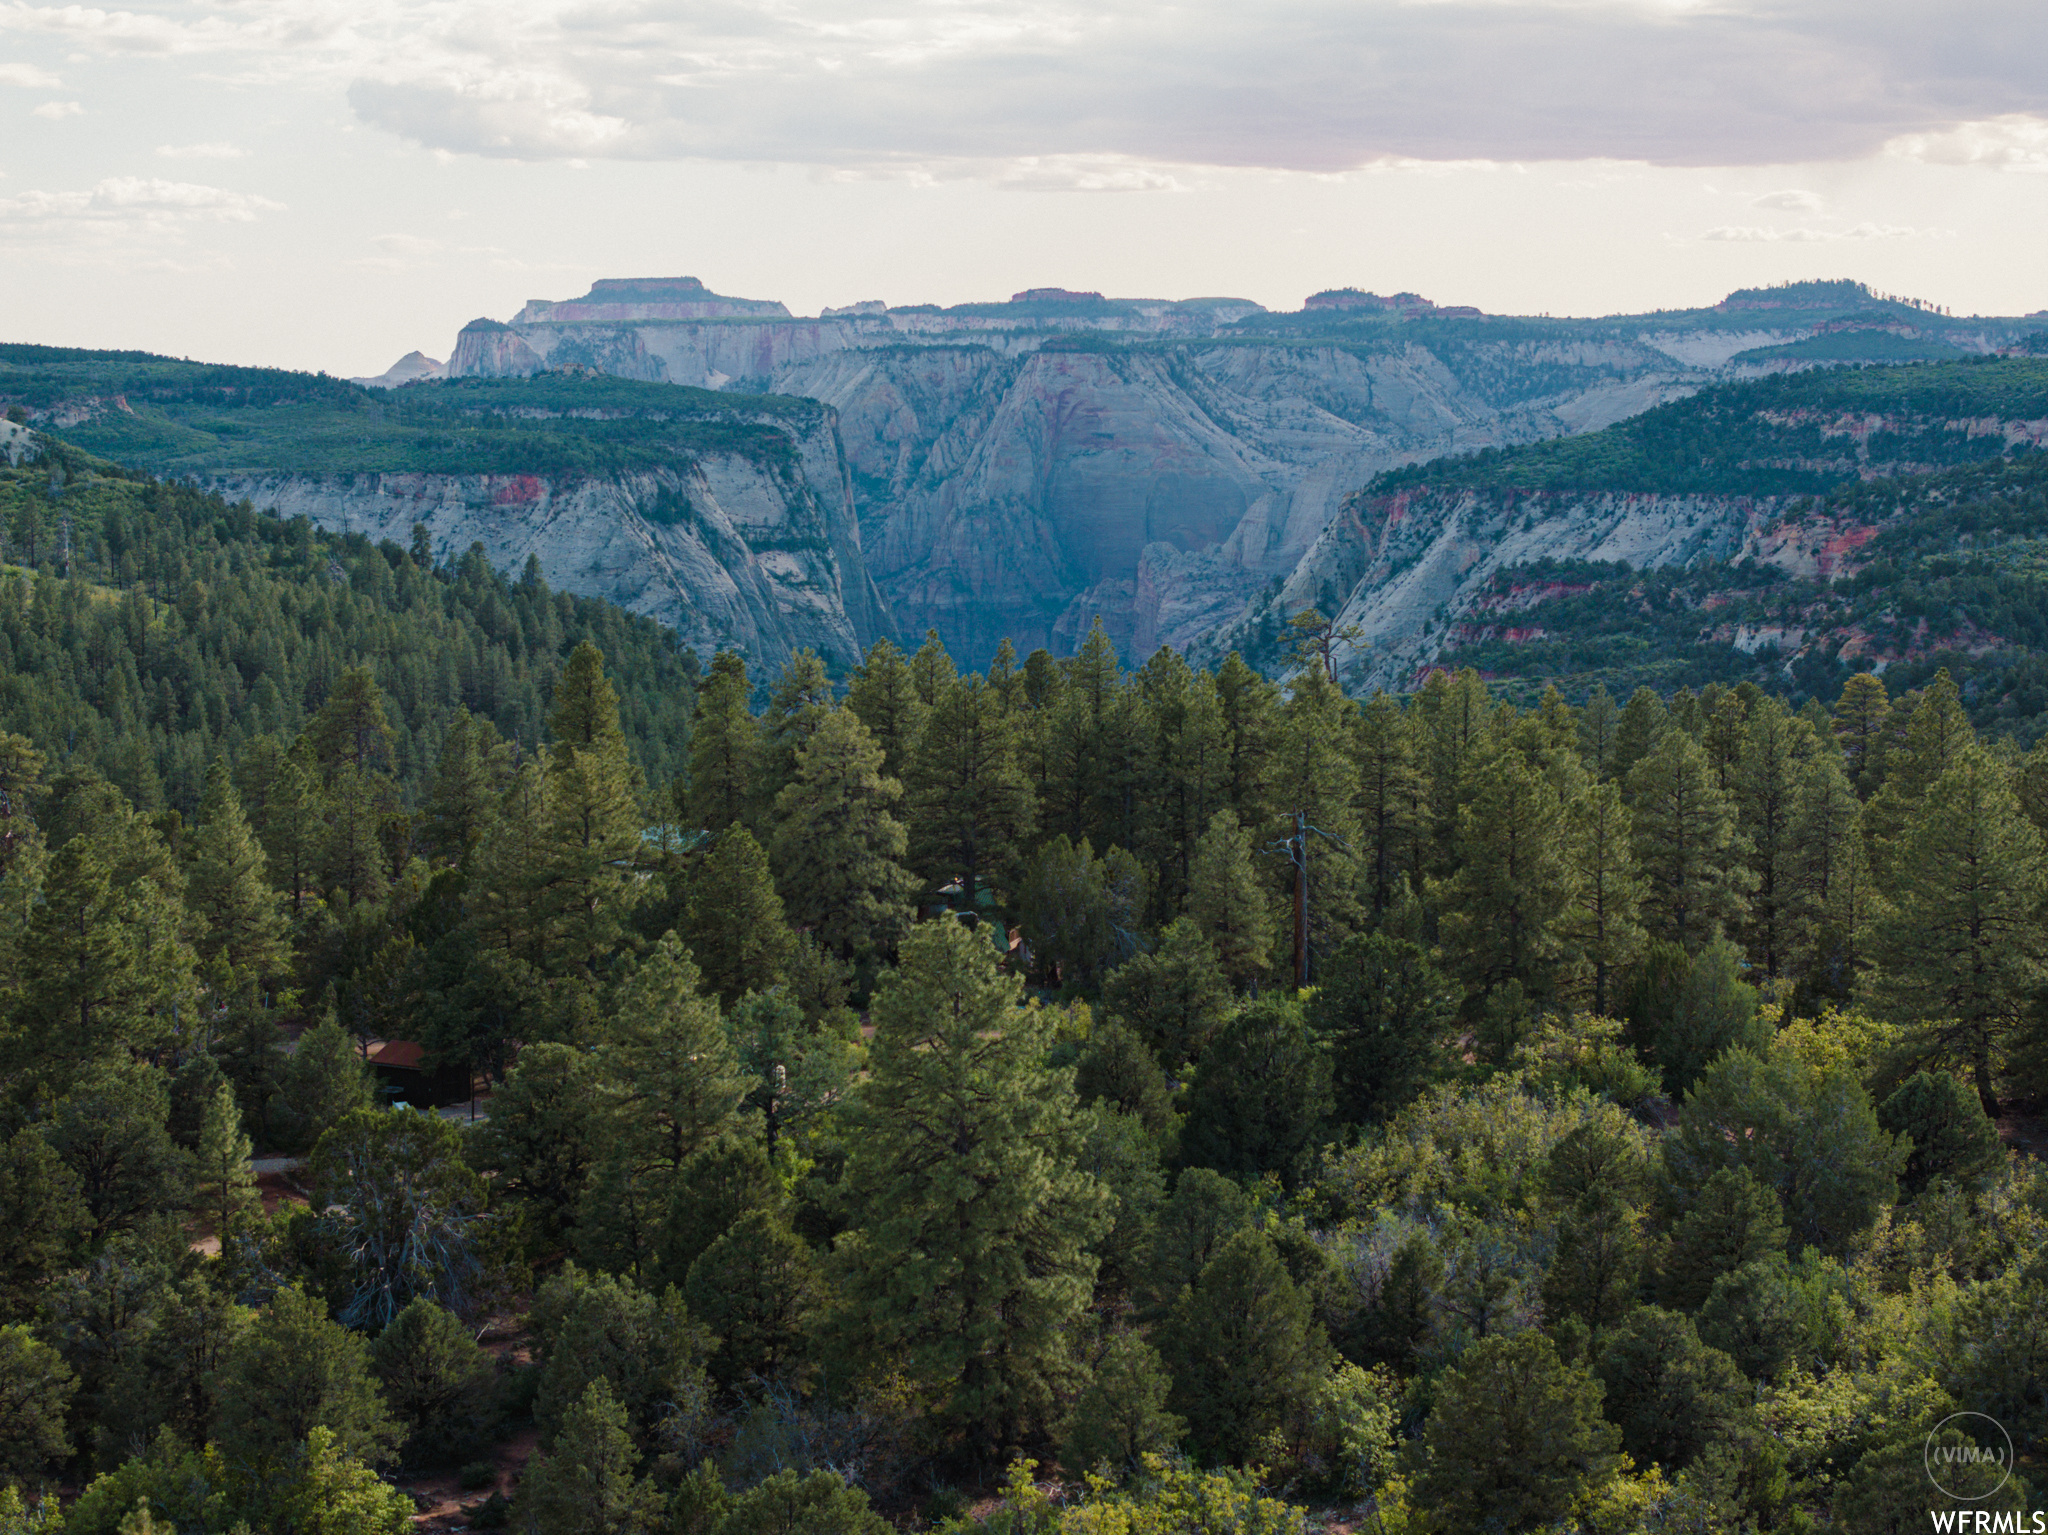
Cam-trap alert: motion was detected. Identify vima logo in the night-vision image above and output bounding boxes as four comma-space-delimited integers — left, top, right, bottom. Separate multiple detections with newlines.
1925, 1412, 2016, 1503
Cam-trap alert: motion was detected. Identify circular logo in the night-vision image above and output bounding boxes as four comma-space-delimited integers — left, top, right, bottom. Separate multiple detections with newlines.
1925, 1413, 2015, 1502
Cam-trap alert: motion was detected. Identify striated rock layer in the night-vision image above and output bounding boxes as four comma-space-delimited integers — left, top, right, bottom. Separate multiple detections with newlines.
204, 453, 876, 670
428, 278, 2044, 669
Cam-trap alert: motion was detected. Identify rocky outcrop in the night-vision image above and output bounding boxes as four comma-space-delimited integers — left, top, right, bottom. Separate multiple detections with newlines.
512, 276, 790, 324
1207, 397, 2048, 690
203, 453, 875, 669
351, 351, 446, 389
425, 278, 2048, 670
448, 321, 545, 379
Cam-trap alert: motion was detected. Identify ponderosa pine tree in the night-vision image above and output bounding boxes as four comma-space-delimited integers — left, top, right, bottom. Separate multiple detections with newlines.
909, 627, 957, 708
189, 1081, 258, 1243
1559, 776, 1646, 1016
539, 643, 643, 977
1435, 745, 1576, 1006
685, 650, 759, 835
420, 709, 511, 863
21, 818, 195, 1075
771, 707, 916, 960
1270, 666, 1363, 974
685, 1208, 823, 1387
594, 934, 752, 1180
756, 649, 835, 817
1831, 671, 1892, 797
1733, 698, 1806, 976
826, 919, 1108, 1441
904, 671, 1036, 913
1863, 668, 1972, 882
240, 736, 324, 917
1415, 666, 1498, 872
1410, 1330, 1622, 1534
1628, 725, 1751, 950
513, 1379, 662, 1535
1309, 932, 1458, 1126
1786, 747, 1873, 1004
1134, 650, 1230, 916
186, 758, 290, 1006
0, 731, 42, 877
1099, 917, 1232, 1072
1353, 691, 1425, 919
1045, 620, 1149, 853
1610, 685, 1669, 787
845, 637, 927, 781
1185, 809, 1273, 991
1576, 685, 1620, 779
683, 826, 795, 1007
1213, 651, 1280, 824
1869, 745, 2048, 1115
1158, 1228, 1331, 1466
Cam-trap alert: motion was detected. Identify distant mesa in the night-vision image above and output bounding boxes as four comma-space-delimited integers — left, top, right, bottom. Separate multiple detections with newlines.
513, 276, 791, 324
1010, 287, 1106, 304
1304, 288, 1482, 318
350, 350, 446, 390
821, 300, 889, 317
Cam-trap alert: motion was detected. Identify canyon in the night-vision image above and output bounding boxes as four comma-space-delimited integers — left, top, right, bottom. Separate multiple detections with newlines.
10, 280, 2043, 685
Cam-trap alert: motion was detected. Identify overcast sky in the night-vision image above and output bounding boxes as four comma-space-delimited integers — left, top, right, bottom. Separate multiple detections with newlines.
3, 0, 2045, 377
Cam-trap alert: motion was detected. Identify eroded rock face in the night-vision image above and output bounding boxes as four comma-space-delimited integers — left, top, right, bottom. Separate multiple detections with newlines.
204, 454, 875, 670
1206, 402, 2048, 691
426, 282, 2042, 672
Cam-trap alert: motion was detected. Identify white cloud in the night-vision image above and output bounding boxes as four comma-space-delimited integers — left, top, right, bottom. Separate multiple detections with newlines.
156, 140, 248, 159
31, 98, 81, 117
1752, 188, 1824, 211
0, 176, 285, 222
0, 61, 61, 87
3, 0, 2047, 175
1886, 114, 2048, 172
1699, 222, 1952, 241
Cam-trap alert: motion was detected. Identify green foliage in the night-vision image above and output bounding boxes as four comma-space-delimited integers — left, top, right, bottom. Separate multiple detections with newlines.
1159, 1229, 1331, 1466
1664, 1047, 1907, 1257
770, 707, 916, 961
1308, 932, 1459, 1125
528, 1264, 711, 1452
212, 1285, 399, 1469
0, 1128, 87, 1323
368, 1297, 497, 1468
1176, 997, 1332, 1187
0, 1324, 74, 1485
826, 919, 1109, 1438
1099, 917, 1232, 1072
683, 827, 795, 1007
717, 1468, 891, 1535
307, 1108, 487, 1327
1591, 1307, 1751, 1473
0, 472, 697, 818
513, 1379, 663, 1535
1060, 1335, 1185, 1478
1409, 1329, 1623, 1534
685, 1208, 822, 1386
1876, 1070, 2007, 1194
1657, 1165, 1790, 1311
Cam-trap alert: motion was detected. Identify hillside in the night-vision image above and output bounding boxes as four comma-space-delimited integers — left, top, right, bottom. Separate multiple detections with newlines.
0, 429, 699, 812
0, 347, 889, 671
424, 275, 2044, 666
1199, 357, 2048, 726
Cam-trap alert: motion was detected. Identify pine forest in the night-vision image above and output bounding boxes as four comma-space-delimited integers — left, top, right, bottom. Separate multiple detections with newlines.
0, 431, 2043, 1534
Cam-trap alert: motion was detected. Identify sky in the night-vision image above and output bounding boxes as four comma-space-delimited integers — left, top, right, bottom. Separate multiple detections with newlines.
2, 0, 2045, 378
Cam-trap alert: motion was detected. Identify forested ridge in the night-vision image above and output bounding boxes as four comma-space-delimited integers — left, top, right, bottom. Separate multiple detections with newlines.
0, 429, 2044, 1534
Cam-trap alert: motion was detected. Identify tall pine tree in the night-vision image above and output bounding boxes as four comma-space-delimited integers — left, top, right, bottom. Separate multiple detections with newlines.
826, 920, 1109, 1441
